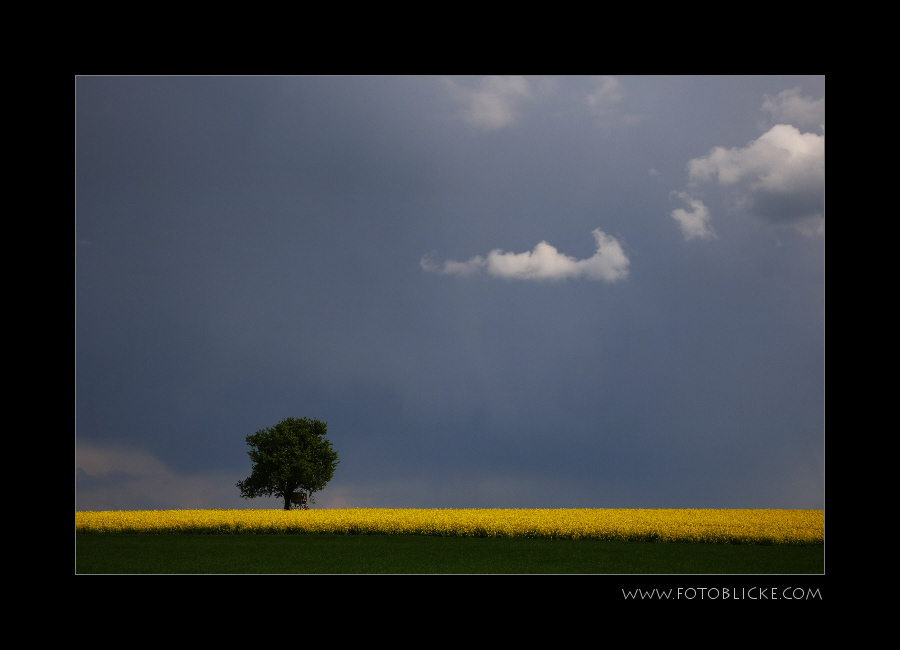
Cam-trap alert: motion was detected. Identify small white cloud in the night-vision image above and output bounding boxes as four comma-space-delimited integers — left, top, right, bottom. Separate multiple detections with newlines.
444, 76, 534, 131
421, 251, 486, 277
761, 87, 825, 130
670, 191, 716, 241
584, 75, 638, 127
586, 76, 623, 113
422, 229, 629, 282
444, 75, 633, 131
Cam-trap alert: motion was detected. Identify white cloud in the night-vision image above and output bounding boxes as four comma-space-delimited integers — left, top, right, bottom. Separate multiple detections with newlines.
686, 123, 825, 227
688, 124, 824, 192
670, 88, 824, 240
670, 86, 825, 243
422, 229, 629, 282
586, 75, 624, 120
444, 75, 630, 131
421, 252, 486, 277
761, 87, 825, 130
444, 76, 534, 130
670, 191, 716, 241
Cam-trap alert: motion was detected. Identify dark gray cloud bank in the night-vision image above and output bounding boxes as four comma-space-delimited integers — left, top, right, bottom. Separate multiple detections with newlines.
76, 75, 824, 511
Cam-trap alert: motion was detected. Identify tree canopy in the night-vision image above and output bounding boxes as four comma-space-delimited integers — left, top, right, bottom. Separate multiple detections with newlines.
236, 417, 339, 510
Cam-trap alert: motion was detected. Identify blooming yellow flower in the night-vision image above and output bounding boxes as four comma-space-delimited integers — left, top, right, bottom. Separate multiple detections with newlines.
75, 508, 823, 545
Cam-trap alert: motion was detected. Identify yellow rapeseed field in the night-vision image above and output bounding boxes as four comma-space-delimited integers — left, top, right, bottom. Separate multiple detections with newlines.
75, 508, 823, 545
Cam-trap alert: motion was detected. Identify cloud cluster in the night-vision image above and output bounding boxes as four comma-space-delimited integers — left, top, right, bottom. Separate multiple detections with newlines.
444, 75, 626, 131
422, 229, 629, 282
671, 88, 825, 239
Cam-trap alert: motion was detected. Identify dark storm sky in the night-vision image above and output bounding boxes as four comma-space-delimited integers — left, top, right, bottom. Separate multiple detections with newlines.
75, 75, 824, 510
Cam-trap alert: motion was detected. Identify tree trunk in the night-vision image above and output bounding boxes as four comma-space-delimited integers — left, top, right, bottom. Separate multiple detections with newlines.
284, 493, 292, 510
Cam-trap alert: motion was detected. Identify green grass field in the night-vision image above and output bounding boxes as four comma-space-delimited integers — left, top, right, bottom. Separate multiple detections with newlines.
75, 533, 824, 574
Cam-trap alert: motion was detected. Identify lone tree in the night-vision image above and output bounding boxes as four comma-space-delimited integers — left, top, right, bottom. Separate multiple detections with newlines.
236, 417, 339, 510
